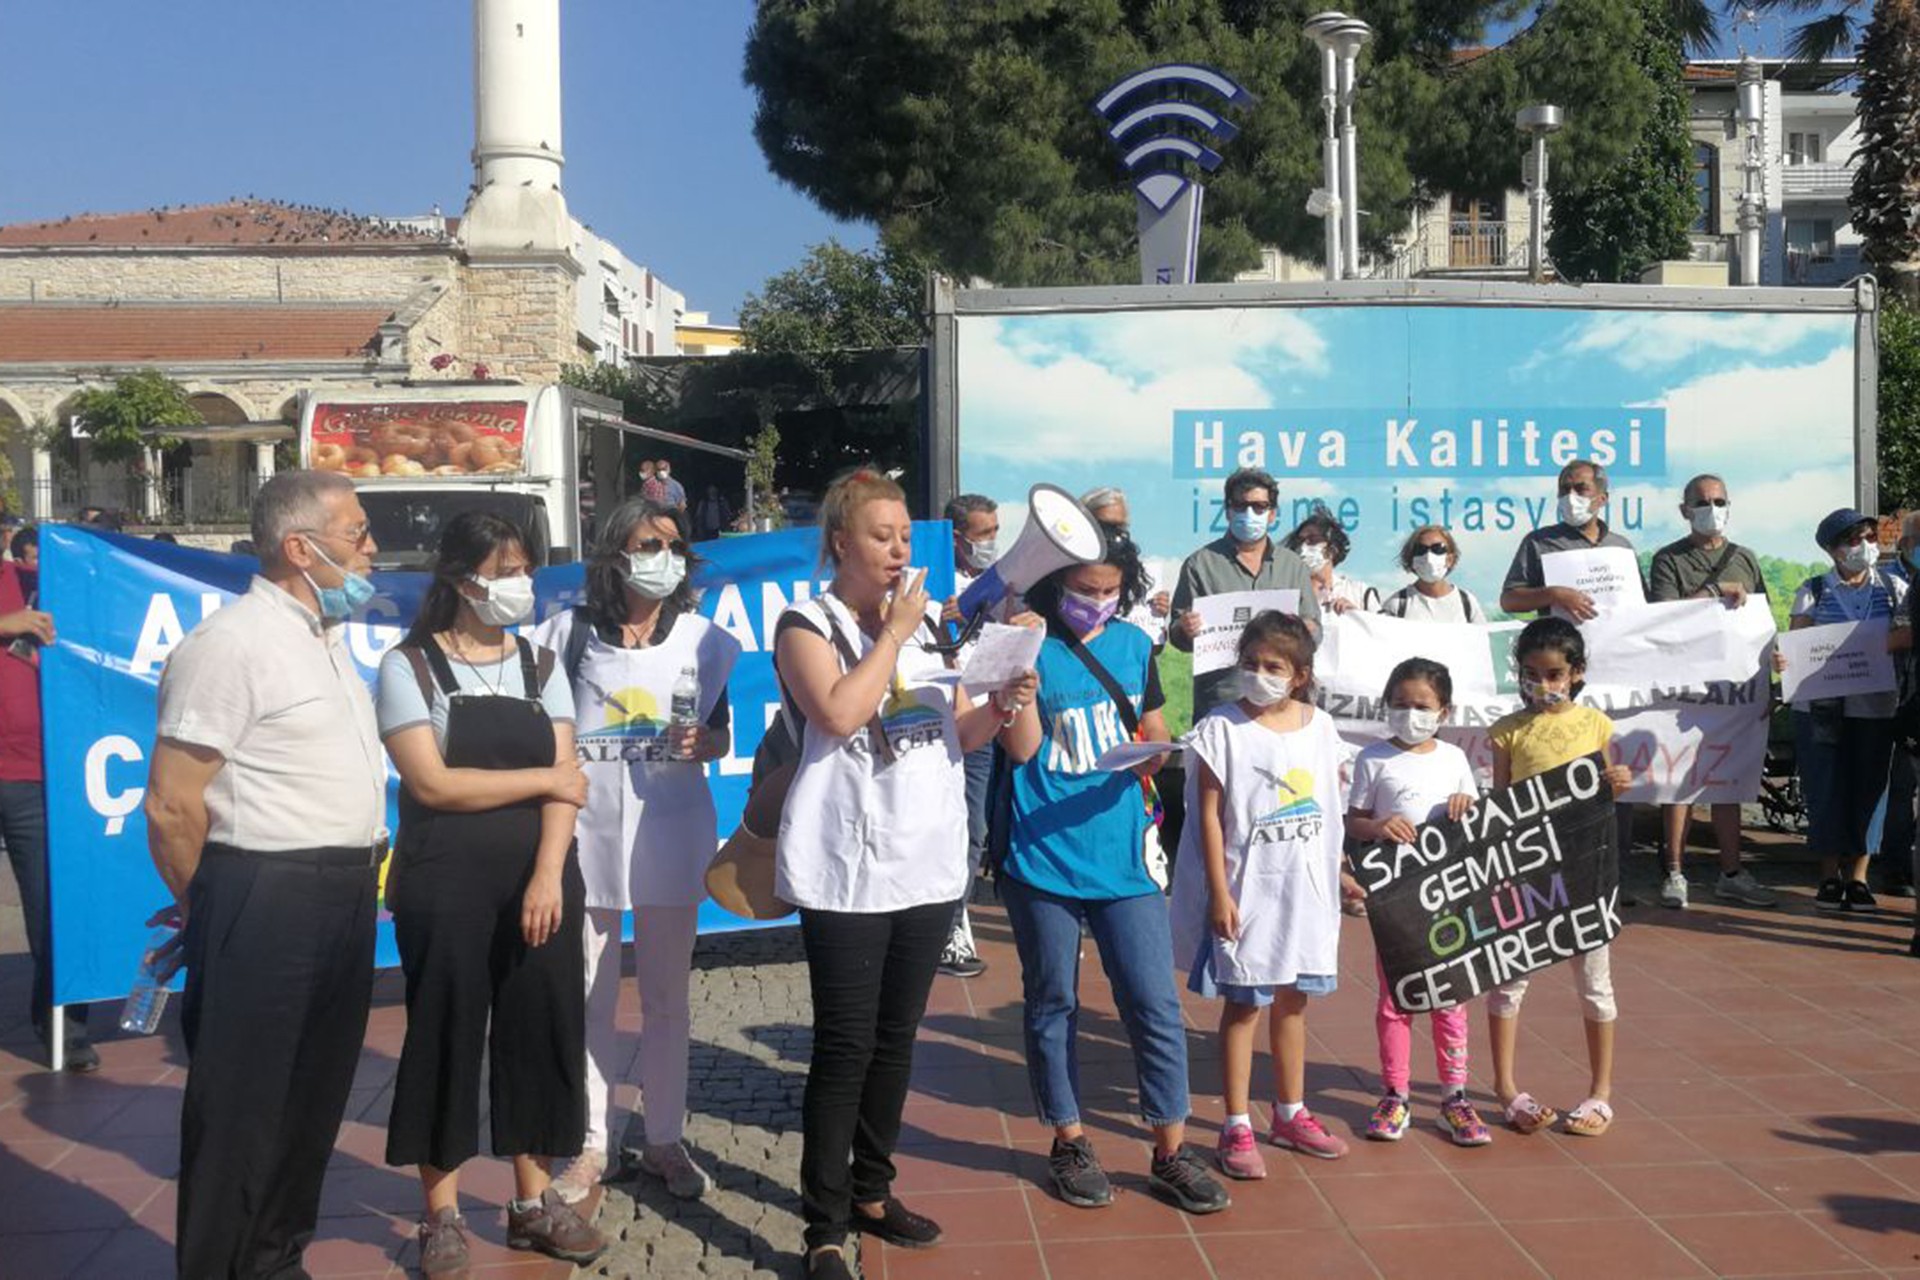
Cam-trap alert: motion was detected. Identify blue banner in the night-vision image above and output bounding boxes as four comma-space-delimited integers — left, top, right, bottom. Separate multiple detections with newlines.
44, 521, 955, 1007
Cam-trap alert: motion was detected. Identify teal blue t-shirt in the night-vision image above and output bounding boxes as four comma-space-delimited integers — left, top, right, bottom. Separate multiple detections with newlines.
1003, 620, 1163, 901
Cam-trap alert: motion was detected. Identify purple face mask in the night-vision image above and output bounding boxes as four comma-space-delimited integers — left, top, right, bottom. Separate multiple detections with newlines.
1059, 588, 1120, 636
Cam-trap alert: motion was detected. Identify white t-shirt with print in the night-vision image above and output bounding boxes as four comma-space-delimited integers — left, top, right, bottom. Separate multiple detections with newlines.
1349, 738, 1479, 829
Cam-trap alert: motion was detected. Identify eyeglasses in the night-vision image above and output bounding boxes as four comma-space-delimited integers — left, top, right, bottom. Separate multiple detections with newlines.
628, 538, 689, 557
1227, 500, 1273, 514
1414, 541, 1451, 556
303, 524, 371, 548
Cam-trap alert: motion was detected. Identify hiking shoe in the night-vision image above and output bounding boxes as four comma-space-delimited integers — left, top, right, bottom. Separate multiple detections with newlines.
1270, 1108, 1349, 1160
1845, 879, 1878, 910
640, 1140, 712, 1200
550, 1148, 607, 1206
1715, 868, 1779, 908
1437, 1094, 1493, 1147
418, 1207, 471, 1279
1215, 1120, 1267, 1179
806, 1246, 855, 1279
1660, 871, 1689, 909
936, 939, 986, 979
61, 1041, 100, 1074
852, 1196, 942, 1248
1148, 1145, 1231, 1214
1048, 1134, 1113, 1208
1815, 877, 1847, 911
1366, 1092, 1411, 1142
506, 1188, 606, 1265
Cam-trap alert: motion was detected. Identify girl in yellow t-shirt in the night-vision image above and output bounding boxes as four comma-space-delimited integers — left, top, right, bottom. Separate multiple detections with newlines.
1485, 618, 1633, 1138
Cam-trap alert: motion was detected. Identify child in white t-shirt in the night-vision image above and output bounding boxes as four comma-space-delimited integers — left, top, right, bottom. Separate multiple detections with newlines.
1346, 658, 1490, 1148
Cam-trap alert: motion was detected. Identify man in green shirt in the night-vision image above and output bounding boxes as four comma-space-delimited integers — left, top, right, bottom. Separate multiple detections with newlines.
1646, 472, 1777, 910
1169, 467, 1322, 720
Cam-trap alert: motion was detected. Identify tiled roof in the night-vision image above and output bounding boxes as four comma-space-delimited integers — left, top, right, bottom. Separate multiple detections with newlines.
0, 201, 455, 248
0, 303, 389, 363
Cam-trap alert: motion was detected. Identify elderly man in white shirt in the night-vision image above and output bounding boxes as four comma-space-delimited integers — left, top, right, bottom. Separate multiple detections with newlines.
146, 470, 389, 1280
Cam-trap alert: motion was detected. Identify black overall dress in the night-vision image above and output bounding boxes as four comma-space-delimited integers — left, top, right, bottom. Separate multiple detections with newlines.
384, 636, 588, 1170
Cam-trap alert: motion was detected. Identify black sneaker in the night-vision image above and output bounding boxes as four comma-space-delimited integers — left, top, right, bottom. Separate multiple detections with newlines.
851, 1197, 941, 1249
1844, 879, 1878, 910
1147, 1145, 1231, 1215
1048, 1135, 1113, 1208
936, 943, 986, 979
1908, 930, 1920, 958
1815, 877, 1847, 911
806, 1245, 855, 1279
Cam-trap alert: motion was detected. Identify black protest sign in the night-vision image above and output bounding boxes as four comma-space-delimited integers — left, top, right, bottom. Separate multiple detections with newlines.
1353, 752, 1620, 1014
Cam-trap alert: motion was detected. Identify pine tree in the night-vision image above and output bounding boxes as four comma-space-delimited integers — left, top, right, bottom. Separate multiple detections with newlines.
1543, 0, 1697, 282
1851, 0, 1920, 303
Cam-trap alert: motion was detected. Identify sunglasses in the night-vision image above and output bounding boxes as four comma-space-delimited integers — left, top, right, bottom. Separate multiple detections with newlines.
628, 538, 689, 557
1689, 497, 1730, 508
1414, 541, 1451, 556
1228, 500, 1273, 514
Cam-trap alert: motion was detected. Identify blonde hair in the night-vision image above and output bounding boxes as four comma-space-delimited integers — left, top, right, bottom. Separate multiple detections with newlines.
819, 468, 907, 569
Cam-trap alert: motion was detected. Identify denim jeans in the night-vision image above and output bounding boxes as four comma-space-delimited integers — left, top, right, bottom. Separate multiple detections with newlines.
999, 874, 1190, 1129
0, 779, 86, 1041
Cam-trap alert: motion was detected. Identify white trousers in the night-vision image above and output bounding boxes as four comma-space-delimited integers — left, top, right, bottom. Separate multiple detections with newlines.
582, 904, 701, 1153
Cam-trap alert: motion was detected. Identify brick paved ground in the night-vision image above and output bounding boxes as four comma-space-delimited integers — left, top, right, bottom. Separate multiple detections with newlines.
7, 830, 1920, 1278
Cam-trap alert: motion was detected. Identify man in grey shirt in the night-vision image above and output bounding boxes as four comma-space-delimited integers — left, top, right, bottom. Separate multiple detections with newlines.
1170, 467, 1322, 719
1500, 459, 1641, 620
1645, 472, 1777, 911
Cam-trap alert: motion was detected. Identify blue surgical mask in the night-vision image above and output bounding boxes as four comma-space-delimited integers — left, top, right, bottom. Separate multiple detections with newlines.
1228, 507, 1270, 543
301, 536, 376, 621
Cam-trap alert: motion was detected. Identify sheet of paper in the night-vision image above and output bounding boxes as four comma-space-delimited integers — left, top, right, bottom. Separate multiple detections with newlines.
1122, 557, 1171, 645
1779, 618, 1896, 704
1192, 589, 1301, 675
1093, 739, 1185, 772
1541, 546, 1646, 616
957, 621, 1045, 693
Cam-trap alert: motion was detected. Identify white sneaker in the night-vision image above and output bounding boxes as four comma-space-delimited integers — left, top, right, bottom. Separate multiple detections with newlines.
1660, 871, 1689, 909
1714, 867, 1779, 908
550, 1148, 607, 1205
640, 1140, 713, 1200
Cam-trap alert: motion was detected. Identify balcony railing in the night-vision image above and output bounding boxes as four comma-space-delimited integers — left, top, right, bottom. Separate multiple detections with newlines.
1785, 243, 1864, 285
1781, 163, 1853, 199
1374, 219, 1533, 278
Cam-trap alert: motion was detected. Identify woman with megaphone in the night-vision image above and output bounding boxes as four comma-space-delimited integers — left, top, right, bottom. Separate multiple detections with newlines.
996, 522, 1233, 1219
773, 469, 1036, 1280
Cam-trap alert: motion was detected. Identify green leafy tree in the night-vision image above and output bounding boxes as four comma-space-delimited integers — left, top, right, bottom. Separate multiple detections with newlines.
66, 370, 199, 465
738, 241, 928, 358
1851, 0, 1920, 304
1879, 297, 1920, 510
1544, 0, 1695, 282
746, 0, 1669, 285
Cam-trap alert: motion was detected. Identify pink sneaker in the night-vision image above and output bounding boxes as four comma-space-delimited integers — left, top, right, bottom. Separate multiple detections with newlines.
1215, 1121, 1267, 1179
1270, 1107, 1349, 1160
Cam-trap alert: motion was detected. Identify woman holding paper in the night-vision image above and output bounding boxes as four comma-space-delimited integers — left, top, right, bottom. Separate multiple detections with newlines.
773, 469, 1034, 1280
1778, 508, 1911, 912
995, 524, 1231, 1218
1285, 506, 1380, 615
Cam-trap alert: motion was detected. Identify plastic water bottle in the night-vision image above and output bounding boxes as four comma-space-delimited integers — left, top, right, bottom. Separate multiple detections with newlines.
119, 926, 174, 1035
669, 665, 701, 761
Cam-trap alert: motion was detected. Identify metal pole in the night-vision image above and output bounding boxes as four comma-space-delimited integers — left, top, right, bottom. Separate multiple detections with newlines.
1320, 45, 1343, 281
1337, 49, 1360, 278
1528, 134, 1549, 283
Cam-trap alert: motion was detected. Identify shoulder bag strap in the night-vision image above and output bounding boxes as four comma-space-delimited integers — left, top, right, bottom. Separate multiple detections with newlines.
1059, 627, 1142, 739
817, 606, 900, 768
1699, 542, 1739, 595
562, 604, 594, 684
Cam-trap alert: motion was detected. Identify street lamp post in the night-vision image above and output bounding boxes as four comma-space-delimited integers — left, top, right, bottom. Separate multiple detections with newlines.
1516, 104, 1563, 283
1735, 55, 1764, 287
1327, 17, 1373, 278
1303, 12, 1349, 281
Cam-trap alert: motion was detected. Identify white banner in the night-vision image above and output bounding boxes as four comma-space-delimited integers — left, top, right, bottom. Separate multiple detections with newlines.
1315, 601, 1777, 804
1778, 618, 1896, 704
1193, 589, 1301, 675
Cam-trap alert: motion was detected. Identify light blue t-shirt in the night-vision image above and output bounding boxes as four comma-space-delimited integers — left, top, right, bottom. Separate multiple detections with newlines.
376, 642, 575, 752
1004, 620, 1163, 901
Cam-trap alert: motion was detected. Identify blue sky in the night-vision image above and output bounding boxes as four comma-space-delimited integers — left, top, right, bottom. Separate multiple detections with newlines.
0, 1, 873, 322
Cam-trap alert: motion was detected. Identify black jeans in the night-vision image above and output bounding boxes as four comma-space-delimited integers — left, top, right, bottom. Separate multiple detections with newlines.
0, 779, 86, 1043
798, 900, 953, 1251
178, 847, 377, 1280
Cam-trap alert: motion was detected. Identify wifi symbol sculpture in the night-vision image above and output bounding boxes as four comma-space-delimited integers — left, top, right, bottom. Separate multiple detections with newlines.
1094, 64, 1256, 286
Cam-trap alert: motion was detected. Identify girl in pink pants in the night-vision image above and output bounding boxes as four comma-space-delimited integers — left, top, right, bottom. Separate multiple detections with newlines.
1345, 658, 1492, 1147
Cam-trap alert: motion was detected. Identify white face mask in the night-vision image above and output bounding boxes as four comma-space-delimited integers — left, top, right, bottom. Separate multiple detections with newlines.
1412, 551, 1450, 583
1298, 542, 1330, 573
626, 548, 687, 599
965, 538, 998, 572
1840, 539, 1878, 575
1558, 492, 1596, 526
1386, 706, 1442, 745
467, 573, 534, 627
1238, 667, 1296, 707
1688, 503, 1730, 536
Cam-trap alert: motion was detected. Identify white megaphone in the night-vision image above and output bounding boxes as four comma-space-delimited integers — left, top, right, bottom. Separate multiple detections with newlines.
956, 483, 1108, 622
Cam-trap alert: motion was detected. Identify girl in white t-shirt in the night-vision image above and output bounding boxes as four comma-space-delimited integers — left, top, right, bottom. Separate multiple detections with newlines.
1345, 658, 1490, 1148
1171, 611, 1349, 1181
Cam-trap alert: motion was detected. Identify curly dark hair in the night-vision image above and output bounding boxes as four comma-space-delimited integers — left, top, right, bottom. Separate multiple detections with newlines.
1284, 503, 1350, 565
584, 497, 704, 633
1025, 519, 1139, 626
